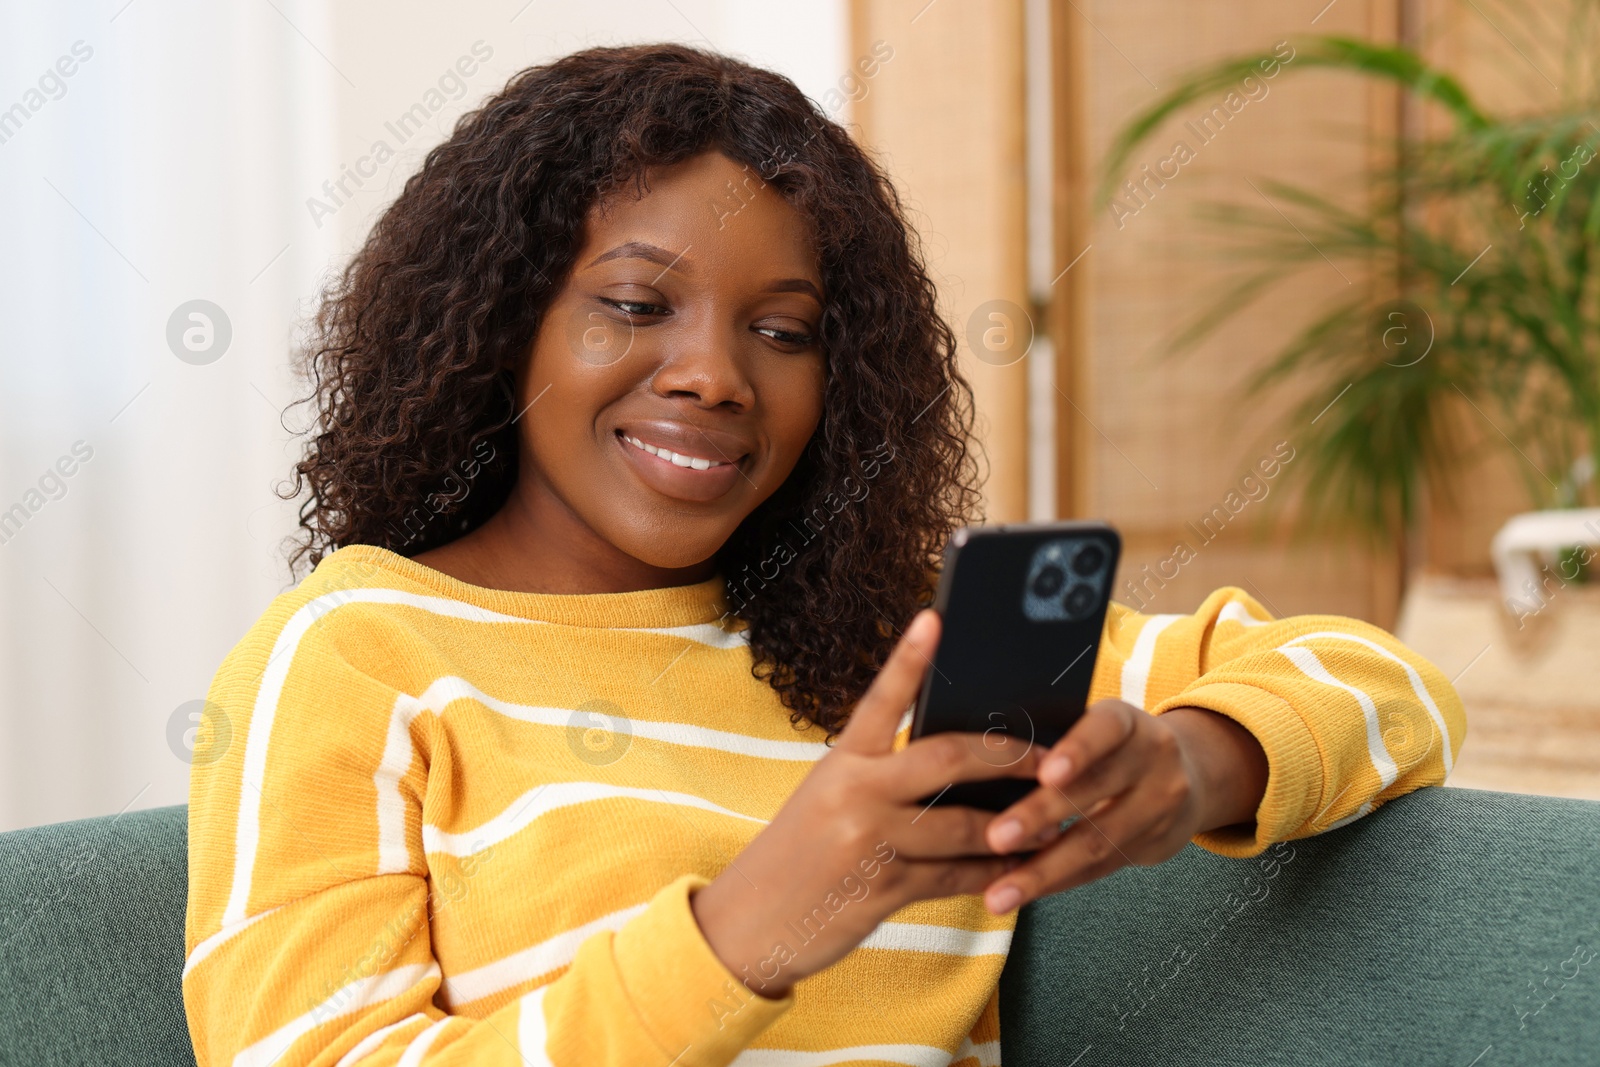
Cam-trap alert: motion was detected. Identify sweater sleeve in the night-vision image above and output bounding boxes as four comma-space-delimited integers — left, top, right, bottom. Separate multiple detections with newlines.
182, 609, 790, 1067
1089, 586, 1466, 857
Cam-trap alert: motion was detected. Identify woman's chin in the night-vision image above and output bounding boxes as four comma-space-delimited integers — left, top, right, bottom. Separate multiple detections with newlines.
607, 527, 730, 577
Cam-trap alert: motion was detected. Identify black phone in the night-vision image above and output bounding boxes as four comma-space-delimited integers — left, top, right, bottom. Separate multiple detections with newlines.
909, 520, 1121, 812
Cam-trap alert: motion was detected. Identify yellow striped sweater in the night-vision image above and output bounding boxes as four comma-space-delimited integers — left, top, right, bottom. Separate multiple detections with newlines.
183, 544, 1465, 1067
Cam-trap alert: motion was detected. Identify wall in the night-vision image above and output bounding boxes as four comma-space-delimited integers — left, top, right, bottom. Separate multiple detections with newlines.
321, 2, 850, 264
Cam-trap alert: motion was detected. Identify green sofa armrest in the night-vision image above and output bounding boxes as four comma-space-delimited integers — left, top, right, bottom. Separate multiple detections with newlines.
0, 803, 194, 1067
1000, 785, 1600, 1065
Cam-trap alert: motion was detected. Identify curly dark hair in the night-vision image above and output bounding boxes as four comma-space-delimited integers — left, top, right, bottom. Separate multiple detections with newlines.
287, 43, 982, 735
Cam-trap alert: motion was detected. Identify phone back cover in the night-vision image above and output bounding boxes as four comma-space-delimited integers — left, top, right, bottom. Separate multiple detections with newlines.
913, 522, 1120, 811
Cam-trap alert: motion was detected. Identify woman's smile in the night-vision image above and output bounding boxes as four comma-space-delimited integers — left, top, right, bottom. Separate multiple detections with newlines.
612, 421, 752, 503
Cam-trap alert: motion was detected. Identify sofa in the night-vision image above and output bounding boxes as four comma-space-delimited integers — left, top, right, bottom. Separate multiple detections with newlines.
0, 787, 1596, 1065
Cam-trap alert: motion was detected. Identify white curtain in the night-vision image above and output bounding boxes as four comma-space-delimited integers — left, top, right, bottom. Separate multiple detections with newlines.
0, 0, 336, 831
0, 0, 844, 831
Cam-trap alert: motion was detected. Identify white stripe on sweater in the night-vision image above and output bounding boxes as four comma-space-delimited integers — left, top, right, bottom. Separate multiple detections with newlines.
1119, 614, 1183, 709
423, 781, 766, 858
1276, 646, 1398, 788
227, 590, 537, 924
334, 1012, 430, 1067
733, 1045, 957, 1067
440, 904, 648, 1008
224, 587, 745, 927
375, 692, 428, 875
425, 676, 828, 761
376, 677, 827, 872
856, 922, 1012, 957
1280, 631, 1453, 774
231, 962, 438, 1067
442, 913, 1009, 1010
396, 1017, 451, 1067
518, 986, 555, 1067
622, 619, 749, 650
953, 1036, 1003, 1066
1217, 600, 1270, 627
1321, 800, 1375, 831
182, 904, 280, 978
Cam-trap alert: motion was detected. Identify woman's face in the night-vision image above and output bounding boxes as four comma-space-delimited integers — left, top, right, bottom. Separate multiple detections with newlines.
513, 151, 827, 573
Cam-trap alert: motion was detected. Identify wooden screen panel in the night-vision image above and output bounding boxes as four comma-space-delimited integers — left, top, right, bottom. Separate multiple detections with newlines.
1050, 0, 1407, 624
849, 0, 1031, 522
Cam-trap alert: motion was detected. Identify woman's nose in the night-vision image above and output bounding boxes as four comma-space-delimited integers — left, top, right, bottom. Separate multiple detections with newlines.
649, 319, 755, 409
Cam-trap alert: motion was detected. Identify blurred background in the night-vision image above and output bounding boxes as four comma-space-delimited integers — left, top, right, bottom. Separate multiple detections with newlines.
2, 0, 1596, 832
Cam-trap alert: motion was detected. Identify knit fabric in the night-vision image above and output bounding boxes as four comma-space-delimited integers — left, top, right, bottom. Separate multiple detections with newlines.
182, 545, 1464, 1067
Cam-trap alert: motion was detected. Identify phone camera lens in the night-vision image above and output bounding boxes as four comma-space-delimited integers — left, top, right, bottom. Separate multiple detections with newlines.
1031, 564, 1065, 598
1062, 583, 1097, 619
1071, 544, 1106, 577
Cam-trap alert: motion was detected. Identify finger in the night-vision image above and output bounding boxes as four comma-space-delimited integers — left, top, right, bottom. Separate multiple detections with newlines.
982, 818, 1129, 914
898, 855, 1020, 903
983, 779, 1176, 913
1035, 699, 1141, 790
891, 804, 999, 859
987, 733, 1150, 852
888, 730, 1044, 800
835, 610, 940, 755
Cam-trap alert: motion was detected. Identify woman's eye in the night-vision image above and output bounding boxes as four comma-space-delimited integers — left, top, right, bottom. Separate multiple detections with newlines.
599, 297, 665, 318
754, 325, 816, 347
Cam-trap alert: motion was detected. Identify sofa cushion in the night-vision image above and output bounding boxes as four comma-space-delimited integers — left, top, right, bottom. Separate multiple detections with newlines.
1000, 785, 1600, 1065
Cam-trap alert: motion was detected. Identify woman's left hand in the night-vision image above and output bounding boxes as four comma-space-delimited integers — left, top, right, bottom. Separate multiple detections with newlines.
978, 699, 1269, 915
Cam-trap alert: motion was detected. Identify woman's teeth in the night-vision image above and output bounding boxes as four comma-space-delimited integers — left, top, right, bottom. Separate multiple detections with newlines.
624, 434, 727, 471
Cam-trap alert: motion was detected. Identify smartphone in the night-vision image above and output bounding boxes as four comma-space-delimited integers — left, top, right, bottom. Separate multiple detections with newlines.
909, 521, 1121, 812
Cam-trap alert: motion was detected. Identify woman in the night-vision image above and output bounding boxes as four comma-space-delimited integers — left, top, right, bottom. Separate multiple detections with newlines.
183, 44, 1465, 1067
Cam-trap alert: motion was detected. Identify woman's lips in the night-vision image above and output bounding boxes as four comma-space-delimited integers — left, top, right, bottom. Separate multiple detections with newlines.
614, 429, 746, 503
621, 433, 730, 471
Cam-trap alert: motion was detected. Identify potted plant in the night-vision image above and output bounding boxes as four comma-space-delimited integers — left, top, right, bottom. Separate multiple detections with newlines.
1099, 21, 1600, 610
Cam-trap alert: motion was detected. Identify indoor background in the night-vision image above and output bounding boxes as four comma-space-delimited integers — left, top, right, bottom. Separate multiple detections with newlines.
2, 0, 1594, 832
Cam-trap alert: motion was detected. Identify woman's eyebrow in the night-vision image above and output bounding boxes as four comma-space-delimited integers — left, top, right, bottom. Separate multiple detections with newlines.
587, 243, 821, 300
586, 241, 691, 272
766, 278, 823, 301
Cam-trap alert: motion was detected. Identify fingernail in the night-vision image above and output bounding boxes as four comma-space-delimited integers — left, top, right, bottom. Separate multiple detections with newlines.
988, 885, 1023, 914
992, 818, 1024, 851
1042, 755, 1072, 786
1036, 820, 1062, 843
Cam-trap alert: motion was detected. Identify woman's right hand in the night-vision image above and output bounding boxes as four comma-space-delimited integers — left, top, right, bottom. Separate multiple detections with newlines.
689, 609, 1043, 999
